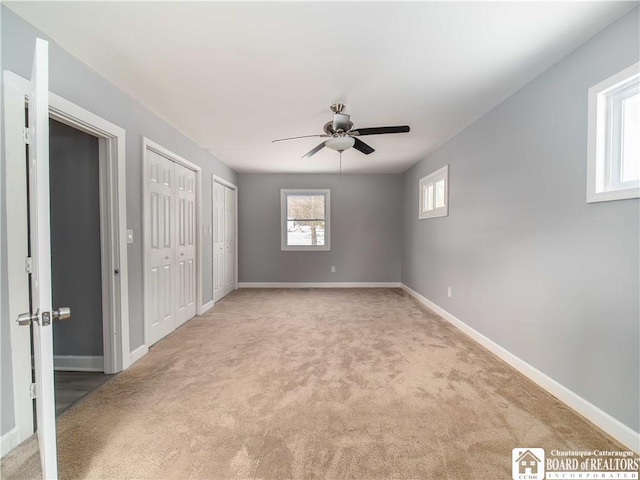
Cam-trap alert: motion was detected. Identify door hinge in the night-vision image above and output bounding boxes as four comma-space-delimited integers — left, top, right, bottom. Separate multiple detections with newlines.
23, 127, 30, 145
30, 383, 36, 400
25, 257, 32, 274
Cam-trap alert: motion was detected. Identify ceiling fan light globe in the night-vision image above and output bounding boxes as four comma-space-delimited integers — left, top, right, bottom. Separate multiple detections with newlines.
325, 136, 355, 151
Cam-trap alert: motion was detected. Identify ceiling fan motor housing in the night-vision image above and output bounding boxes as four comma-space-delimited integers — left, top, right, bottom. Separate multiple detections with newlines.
332, 113, 352, 132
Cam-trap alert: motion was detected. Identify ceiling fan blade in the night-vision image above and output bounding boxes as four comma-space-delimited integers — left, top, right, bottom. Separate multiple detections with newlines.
301, 142, 326, 159
353, 138, 375, 155
272, 134, 329, 143
351, 125, 410, 136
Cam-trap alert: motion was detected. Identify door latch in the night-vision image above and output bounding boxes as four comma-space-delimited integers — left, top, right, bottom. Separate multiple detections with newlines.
17, 309, 39, 326
16, 307, 69, 326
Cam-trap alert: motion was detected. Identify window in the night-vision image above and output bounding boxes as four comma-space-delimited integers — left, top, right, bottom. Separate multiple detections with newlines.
281, 189, 330, 251
587, 62, 640, 203
419, 165, 449, 219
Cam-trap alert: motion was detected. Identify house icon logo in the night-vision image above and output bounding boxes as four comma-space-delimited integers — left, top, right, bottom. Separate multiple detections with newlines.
512, 448, 545, 480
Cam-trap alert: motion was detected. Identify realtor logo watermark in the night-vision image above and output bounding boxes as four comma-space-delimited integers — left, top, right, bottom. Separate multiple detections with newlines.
513, 448, 545, 480
512, 448, 639, 480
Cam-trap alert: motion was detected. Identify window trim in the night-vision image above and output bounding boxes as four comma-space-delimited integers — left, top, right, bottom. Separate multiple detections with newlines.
281, 189, 331, 251
587, 62, 640, 203
419, 165, 449, 219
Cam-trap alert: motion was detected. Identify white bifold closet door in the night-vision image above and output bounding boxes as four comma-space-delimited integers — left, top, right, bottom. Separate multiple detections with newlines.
213, 181, 235, 303
224, 186, 235, 295
175, 163, 197, 326
146, 151, 197, 346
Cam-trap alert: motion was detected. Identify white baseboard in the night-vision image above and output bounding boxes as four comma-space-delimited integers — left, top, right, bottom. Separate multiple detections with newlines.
129, 344, 148, 366
401, 283, 640, 453
239, 282, 402, 289
53, 355, 103, 372
200, 300, 214, 314
1, 427, 20, 457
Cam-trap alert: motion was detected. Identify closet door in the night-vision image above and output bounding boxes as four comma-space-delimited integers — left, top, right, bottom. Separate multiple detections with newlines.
223, 186, 235, 297
175, 163, 197, 326
213, 182, 225, 302
146, 151, 175, 345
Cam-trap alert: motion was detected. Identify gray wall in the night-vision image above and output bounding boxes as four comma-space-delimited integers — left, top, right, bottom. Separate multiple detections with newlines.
1, 7, 238, 435
239, 174, 402, 283
402, 7, 639, 433
50, 119, 103, 357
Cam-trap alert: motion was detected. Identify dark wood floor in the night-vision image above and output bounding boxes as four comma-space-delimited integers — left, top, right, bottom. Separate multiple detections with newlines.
54, 371, 113, 417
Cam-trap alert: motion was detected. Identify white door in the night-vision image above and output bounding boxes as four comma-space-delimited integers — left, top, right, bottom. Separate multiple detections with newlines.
24, 38, 58, 480
146, 150, 175, 344
213, 182, 236, 302
223, 186, 236, 297
175, 163, 197, 326
213, 182, 225, 302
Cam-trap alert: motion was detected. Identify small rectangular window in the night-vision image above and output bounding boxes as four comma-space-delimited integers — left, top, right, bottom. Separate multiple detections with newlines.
587, 63, 640, 203
281, 189, 330, 251
419, 165, 449, 219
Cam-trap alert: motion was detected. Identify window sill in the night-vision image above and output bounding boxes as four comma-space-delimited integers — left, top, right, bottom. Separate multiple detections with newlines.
281, 246, 331, 252
587, 187, 640, 203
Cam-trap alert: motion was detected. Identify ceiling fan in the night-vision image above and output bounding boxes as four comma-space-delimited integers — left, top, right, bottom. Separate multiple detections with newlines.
272, 103, 410, 159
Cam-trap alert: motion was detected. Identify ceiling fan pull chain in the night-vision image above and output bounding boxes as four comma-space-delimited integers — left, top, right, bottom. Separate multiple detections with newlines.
339, 151, 342, 180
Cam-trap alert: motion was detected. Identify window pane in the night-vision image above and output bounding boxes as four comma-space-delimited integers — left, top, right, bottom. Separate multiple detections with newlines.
287, 220, 325, 246
287, 195, 325, 220
422, 185, 428, 211
621, 93, 639, 183
435, 178, 445, 208
426, 184, 434, 211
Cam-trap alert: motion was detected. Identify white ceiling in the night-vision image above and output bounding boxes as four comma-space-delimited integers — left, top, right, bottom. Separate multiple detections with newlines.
6, 1, 635, 174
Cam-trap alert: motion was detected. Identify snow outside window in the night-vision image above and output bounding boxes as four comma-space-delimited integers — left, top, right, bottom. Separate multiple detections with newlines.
281, 189, 331, 251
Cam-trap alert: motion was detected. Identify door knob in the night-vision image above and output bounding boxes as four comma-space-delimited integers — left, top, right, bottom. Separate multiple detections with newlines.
53, 307, 71, 321
17, 310, 39, 326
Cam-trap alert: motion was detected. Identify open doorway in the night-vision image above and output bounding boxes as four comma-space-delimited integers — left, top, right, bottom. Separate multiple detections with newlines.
47, 119, 113, 416
28, 114, 114, 424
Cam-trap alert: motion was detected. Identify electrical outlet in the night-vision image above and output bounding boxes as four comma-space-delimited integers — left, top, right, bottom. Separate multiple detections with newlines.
447, 286, 452, 298
331, 266, 336, 273
126, 229, 134, 244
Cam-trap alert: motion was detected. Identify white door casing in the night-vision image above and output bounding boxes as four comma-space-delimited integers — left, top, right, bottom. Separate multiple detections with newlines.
145, 150, 176, 345
4, 76, 33, 452
28, 37, 58, 479
175, 163, 197, 326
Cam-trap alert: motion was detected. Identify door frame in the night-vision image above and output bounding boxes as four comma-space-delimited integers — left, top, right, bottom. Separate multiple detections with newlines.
212, 175, 238, 303
3, 70, 131, 449
142, 137, 203, 348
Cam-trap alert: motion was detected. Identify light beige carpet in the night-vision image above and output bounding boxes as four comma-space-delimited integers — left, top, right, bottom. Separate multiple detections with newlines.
1, 288, 628, 479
